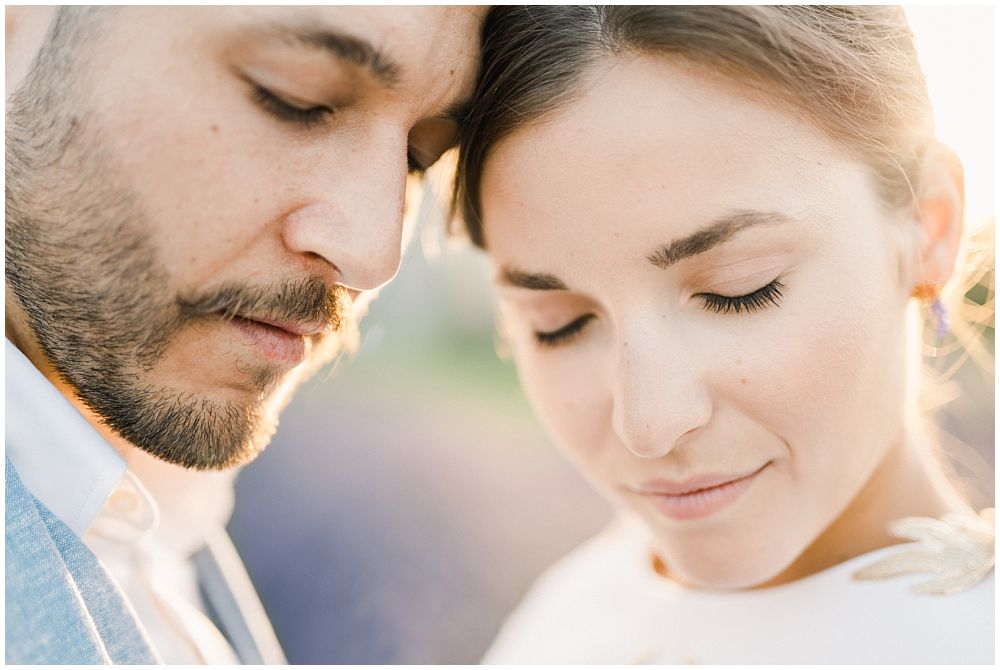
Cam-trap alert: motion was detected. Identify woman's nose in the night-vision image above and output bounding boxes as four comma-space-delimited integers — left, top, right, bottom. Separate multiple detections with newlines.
610, 328, 713, 459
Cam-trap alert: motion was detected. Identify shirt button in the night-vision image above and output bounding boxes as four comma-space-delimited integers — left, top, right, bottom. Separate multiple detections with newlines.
110, 489, 139, 514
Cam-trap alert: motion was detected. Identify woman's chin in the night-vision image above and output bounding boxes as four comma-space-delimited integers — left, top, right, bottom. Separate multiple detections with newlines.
651, 537, 803, 591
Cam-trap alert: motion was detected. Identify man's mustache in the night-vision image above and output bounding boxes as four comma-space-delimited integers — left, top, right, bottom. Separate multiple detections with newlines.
177, 277, 349, 334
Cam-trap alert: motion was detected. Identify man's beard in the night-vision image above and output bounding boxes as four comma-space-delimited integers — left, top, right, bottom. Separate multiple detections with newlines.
5, 27, 353, 470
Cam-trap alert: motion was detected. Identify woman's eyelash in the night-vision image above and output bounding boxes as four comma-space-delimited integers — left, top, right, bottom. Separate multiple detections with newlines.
698, 278, 785, 315
533, 279, 784, 348
252, 85, 332, 128
534, 314, 595, 347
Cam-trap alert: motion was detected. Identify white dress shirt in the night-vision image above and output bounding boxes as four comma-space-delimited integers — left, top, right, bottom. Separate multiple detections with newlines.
5, 339, 240, 664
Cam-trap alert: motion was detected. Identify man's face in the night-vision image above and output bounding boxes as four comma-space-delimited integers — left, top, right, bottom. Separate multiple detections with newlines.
5, 6, 481, 469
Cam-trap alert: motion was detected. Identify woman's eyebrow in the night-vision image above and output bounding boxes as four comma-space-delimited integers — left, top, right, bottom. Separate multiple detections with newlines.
498, 210, 793, 290
498, 268, 568, 291
646, 210, 793, 269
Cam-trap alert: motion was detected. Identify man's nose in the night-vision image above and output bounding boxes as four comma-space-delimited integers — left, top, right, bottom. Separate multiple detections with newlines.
280, 139, 408, 292
610, 323, 713, 459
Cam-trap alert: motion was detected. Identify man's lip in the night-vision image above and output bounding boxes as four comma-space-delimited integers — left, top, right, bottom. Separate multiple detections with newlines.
631, 463, 770, 496
229, 314, 327, 337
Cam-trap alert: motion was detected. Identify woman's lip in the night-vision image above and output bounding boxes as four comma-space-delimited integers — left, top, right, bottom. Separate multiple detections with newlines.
634, 464, 768, 496
631, 463, 770, 521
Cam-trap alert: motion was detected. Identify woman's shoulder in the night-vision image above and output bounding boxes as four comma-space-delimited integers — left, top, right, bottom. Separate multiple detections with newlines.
512, 515, 658, 601
483, 511, 995, 665
481, 516, 679, 664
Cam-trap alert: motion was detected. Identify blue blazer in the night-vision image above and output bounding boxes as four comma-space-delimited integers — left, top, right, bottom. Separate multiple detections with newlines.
5, 456, 159, 663
5, 457, 285, 664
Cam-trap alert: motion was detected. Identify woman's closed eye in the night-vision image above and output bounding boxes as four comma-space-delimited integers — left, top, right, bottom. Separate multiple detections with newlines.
696, 277, 785, 315
534, 314, 596, 347
532, 278, 786, 349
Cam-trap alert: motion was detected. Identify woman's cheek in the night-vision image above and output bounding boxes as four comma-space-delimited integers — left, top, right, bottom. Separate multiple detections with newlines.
739, 284, 900, 492
515, 342, 617, 477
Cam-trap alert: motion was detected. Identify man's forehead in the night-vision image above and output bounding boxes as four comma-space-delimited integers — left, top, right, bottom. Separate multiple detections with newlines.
233, 9, 480, 73
226, 6, 482, 115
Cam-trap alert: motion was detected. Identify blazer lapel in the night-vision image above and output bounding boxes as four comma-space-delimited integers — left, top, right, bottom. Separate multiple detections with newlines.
5, 457, 160, 665
194, 528, 287, 664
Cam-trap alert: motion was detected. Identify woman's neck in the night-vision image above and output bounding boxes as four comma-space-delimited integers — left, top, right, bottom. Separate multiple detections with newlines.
757, 426, 971, 588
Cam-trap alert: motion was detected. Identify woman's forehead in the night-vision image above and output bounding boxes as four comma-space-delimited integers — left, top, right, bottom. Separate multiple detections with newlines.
479, 55, 870, 251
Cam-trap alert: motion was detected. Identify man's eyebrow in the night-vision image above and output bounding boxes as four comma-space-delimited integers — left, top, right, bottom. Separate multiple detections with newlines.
498, 268, 569, 291
646, 210, 792, 269
261, 23, 402, 87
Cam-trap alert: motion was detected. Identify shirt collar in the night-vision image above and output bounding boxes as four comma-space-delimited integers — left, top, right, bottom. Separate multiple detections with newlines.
5, 338, 127, 536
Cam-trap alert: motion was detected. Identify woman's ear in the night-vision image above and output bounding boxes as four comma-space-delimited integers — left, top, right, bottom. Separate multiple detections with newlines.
910, 141, 965, 290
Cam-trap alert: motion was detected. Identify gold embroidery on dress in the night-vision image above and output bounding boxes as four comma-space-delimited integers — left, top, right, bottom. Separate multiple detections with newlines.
852, 508, 995, 595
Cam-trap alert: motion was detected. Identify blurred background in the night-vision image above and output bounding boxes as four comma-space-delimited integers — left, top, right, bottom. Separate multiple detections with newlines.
227, 6, 994, 664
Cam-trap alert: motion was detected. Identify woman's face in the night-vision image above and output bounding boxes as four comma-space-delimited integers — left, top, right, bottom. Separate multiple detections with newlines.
480, 55, 916, 588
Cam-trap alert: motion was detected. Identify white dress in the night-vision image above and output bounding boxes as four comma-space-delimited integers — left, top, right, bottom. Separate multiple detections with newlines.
484, 515, 994, 664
